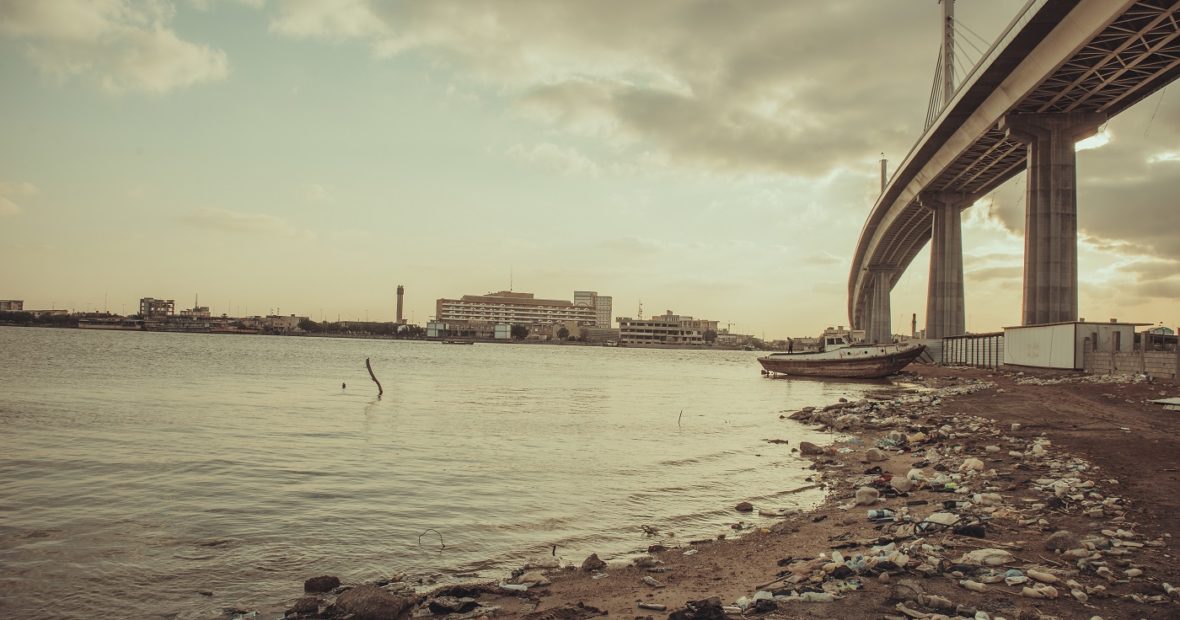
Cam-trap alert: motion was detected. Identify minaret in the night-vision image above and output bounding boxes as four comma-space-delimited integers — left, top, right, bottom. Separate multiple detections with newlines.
396, 285, 405, 324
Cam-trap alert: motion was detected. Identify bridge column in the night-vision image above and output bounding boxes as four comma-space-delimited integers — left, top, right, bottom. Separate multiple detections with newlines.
865, 267, 894, 343
1000, 112, 1105, 325
921, 192, 966, 339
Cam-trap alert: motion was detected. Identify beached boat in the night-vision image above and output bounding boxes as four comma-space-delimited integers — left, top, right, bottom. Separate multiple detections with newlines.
758, 335, 925, 379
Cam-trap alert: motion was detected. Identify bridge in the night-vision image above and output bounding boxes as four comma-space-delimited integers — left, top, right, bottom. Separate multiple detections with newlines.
848, 0, 1180, 342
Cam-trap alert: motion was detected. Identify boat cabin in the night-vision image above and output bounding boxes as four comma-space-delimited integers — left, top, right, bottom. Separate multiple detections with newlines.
821, 335, 852, 352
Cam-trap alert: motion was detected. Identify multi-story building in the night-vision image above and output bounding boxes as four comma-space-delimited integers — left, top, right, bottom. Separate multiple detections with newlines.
179, 306, 211, 318
263, 314, 305, 333
0, 300, 23, 311
139, 298, 175, 318
436, 291, 597, 326
823, 325, 866, 343
617, 310, 719, 345
574, 291, 613, 328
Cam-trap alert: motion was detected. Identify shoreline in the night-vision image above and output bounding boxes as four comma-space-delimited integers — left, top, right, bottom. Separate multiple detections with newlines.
0, 324, 769, 350
257, 365, 1180, 620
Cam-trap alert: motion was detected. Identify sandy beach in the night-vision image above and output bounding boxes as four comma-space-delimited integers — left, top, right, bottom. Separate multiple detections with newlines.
265, 364, 1180, 620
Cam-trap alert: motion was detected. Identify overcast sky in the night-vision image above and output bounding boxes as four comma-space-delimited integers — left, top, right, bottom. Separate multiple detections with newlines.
1, 0, 1176, 337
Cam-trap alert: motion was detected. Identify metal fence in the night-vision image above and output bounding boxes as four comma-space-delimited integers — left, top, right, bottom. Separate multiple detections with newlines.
942, 332, 1005, 369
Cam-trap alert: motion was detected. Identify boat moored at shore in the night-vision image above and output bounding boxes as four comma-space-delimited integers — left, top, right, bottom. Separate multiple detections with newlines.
758, 335, 924, 379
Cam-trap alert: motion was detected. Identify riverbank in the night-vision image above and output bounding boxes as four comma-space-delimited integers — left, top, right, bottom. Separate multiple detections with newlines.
261, 364, 1180, 620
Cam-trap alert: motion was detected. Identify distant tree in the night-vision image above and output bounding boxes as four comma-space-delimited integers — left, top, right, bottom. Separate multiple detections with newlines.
557, 326, 570, 340
578, 327, 590, 342
298, 318, 323, 333
703, 329, 717, 344
511, 324, 529, 340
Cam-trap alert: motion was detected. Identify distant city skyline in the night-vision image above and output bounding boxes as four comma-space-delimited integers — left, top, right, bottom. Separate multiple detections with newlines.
1, 1, 1176, 338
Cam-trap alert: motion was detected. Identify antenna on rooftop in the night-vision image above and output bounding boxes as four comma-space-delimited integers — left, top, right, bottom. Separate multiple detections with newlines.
510, 267, 514, 292
638, 299, 644, 319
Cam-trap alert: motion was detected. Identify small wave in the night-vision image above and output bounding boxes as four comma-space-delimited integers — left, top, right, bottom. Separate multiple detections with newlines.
657, 449, 739, 467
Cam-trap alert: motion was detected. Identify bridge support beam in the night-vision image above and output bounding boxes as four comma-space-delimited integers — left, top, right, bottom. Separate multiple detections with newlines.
865, 267, 894, 343
921, 192, 966, 339
1000, 112, 1105, 326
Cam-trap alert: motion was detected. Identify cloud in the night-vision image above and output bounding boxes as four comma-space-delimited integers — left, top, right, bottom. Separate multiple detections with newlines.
983, 93, 1180, 261
181, 207, 298, 236
506, 142, 600, 177
967, 265, 1022, 283
0, 180, 38, 216
266, 0, 1028, 178
265, 0, 1178, 259
1121, 258, 1180, 301
0, 0, 229, 93
268, 0, 384, 39
303, 183, 332, 203
0, 196, 20, 216
803, 252, 841, 266
598, 236, 665, 256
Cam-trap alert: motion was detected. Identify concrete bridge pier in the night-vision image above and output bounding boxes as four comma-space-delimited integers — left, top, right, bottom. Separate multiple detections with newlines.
921, 192, 967, 339
1000, 112, 1106, 325
865, 267, 894, 343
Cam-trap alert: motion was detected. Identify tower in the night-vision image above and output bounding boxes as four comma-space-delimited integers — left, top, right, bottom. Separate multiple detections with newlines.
396, 285, 405, 324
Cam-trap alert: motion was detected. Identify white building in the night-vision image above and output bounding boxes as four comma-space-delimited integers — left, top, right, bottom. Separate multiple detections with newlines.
617, 310, 719, 345
436, 291, 598, 326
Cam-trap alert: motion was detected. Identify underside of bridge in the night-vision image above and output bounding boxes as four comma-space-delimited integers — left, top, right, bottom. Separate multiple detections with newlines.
850, 0, 1180, 341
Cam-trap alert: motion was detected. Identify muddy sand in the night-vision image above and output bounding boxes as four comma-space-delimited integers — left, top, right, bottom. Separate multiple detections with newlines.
265, 365, 1180, 620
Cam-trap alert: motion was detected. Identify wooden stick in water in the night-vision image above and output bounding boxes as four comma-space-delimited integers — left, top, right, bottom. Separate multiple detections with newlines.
366, 357, 383, 398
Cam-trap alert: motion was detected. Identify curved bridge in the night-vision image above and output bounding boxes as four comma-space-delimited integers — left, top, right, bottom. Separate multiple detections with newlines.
849, 0, 1180, 340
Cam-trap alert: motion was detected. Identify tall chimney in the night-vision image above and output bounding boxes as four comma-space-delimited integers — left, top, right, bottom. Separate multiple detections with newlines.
880, 153, 887, 194
396, 285, 405, 324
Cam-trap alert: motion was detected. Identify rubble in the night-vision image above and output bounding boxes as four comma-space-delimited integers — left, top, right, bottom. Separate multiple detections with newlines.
701, 373, 1176, 619
271, 369, 1177, 620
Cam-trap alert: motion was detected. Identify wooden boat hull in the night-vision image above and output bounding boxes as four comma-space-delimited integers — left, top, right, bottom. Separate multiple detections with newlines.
758, 344, 926, 379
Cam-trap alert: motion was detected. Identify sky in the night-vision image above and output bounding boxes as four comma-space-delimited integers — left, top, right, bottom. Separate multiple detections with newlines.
0, 0, 1176, 338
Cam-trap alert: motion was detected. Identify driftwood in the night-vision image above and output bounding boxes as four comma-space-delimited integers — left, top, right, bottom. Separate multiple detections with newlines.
419, 528, 445, 549
366, 357, 383, 398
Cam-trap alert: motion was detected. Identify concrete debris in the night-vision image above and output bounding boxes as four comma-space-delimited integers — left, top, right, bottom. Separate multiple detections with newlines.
713, 373, 1174, 619
580, 553, 606, 572
273, 370, 1176, 620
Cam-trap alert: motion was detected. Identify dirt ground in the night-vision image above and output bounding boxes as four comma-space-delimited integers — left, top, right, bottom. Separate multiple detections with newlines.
276, 364, 1180, 620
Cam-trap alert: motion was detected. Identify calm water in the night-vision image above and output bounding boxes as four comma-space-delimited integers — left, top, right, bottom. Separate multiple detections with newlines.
0, 326, 888, 619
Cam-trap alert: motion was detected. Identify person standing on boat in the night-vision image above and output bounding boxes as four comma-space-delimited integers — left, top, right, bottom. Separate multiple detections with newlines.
787, 338, 794, 353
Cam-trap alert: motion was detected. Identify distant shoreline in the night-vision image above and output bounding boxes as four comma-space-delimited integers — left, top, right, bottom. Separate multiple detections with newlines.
0, 323, 763, 351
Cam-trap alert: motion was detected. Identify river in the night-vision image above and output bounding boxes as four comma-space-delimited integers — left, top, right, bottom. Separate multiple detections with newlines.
0, 326, 891, 619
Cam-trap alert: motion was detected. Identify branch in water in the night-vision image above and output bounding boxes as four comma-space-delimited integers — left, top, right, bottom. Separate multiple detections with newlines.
366, 357, 383, 398
418, 528, 445, 549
